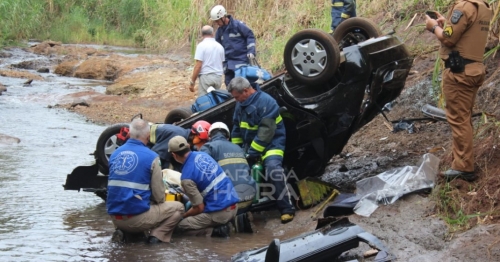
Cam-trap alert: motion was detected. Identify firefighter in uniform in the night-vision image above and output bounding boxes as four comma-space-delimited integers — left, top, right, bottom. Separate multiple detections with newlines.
227, 77, 296, 224
210, 5, 256, 87
425, 0, 492, 181
200, 122, 257, 213
331, 0, 357, 32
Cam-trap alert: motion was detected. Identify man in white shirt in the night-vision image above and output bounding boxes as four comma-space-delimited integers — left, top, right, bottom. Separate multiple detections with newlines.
189, 25, 225, 96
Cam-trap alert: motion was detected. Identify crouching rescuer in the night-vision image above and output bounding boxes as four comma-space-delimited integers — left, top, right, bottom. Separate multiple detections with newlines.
169, 135, 240, 237
106, 118, 185, 244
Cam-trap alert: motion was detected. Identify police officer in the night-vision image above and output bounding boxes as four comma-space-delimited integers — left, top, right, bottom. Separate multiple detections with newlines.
228, 77, 296, 224
331, 0, 357, 33
209, 5, 256, 87
425, 0, 492, 181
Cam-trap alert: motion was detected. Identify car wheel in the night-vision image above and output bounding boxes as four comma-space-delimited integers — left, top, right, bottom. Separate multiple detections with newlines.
95, 123, 129, 175
284, 29, 340, 86
164, 107, 192, 124
332, 17, 382, 49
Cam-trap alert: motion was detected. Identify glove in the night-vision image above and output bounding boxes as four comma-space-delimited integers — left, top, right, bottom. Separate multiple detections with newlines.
245, 153, 261, 163
184, 201, 192, 211
247, 53, 255, 60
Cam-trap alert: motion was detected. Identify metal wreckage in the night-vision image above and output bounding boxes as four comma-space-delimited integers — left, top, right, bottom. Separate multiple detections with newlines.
64, 18, 414, 261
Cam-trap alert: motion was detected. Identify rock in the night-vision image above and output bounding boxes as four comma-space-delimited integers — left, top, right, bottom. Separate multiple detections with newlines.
23, 79, 33, 86
31, 40, 62, 55
11, 60, 38, 70
0, 52, 12, 58
37, 67, 50, 73
0, 84, 6, 95
54, 60, 80, 76
0, 134, 21, 145
74, 57, 119, 80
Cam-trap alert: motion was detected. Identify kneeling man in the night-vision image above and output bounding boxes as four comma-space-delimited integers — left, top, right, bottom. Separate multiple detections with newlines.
169, 135, 239, 237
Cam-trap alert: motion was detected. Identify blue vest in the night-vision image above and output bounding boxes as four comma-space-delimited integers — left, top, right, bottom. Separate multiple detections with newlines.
181, 151, 239, 213
199, 134, 257, 202
106, 139, 157, 215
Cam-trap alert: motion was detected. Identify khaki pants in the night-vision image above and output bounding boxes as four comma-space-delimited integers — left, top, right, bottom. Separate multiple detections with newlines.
442, 63, 485, 172
198, 73, 222, 96
177, 205, 237, 233
111, 201, 184, 243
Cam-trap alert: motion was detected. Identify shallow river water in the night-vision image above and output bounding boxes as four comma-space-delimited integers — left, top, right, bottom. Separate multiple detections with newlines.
0, 45, 310, 262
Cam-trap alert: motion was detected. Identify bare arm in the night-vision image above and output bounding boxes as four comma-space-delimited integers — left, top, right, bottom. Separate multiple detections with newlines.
189, 60, 203, 92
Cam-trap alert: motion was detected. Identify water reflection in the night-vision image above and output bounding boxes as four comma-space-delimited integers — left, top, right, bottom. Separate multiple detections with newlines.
0, 46, 314, 262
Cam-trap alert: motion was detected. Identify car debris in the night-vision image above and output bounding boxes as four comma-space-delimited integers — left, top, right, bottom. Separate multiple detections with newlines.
231, 217, 394, 262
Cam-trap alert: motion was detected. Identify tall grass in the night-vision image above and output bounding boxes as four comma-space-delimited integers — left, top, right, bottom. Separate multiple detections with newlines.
0, 0, 499, 71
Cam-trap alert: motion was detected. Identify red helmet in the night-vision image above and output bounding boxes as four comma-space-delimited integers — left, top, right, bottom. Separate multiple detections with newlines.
191, 120, 211, 140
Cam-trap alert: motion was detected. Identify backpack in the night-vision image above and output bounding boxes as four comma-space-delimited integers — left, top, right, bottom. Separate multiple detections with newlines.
191, 89, 232, 113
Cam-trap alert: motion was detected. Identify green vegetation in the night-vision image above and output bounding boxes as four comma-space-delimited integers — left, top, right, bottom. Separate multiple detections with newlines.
1, 0, 499, 71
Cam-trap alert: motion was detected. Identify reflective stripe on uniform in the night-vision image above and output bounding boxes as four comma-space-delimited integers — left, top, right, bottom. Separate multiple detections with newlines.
276, 114, 283, 124
240, 115, 281, 131
218, 158, 248, 167
240, 121, 259, 130
247, 43, 255, 49
108, 180, 150, 190
231, 137, 243, 144
341, 13, 350, 19
200, 172, 228, 197
251, 140, 265, 152
263, 149, 284, 159
149, 124, 158, 144
229, 33, 241, 38
332, 2, 344, 7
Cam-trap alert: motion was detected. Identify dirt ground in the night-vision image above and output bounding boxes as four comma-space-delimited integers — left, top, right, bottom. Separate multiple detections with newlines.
2, 35, 500, 261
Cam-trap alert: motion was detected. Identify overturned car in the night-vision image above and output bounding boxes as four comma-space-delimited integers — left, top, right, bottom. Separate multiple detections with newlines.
64, 18, 414, 207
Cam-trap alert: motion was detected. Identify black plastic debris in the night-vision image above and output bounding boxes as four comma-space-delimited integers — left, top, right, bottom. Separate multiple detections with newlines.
231, 217, 393, 262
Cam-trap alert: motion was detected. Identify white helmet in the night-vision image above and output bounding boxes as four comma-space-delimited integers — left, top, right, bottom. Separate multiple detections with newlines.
210, 5, 226, 20
209, 122, 230, 137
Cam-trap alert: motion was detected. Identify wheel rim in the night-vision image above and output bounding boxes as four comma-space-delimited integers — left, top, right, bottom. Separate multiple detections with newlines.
290, 38, 328, 77
103, 135, 120, 161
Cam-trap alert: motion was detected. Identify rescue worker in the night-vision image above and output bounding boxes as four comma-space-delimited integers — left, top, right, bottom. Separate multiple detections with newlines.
331, 0, 357, 33
425, 0, 492, 181
199, 122, 257, 213
209, 5, 256, 87
169, 135, 240, 237
107, 118, 185, 244
227, 77, 296, 224
149, 120, 211, 170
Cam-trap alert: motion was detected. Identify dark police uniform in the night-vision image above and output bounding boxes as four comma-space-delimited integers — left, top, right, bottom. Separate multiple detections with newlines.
438, 0, 492, 173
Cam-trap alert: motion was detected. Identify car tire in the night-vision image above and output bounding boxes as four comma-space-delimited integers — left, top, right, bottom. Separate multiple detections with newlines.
332, 17, 382, 49
284, 29, 340, 86
164, 107, 192, 124
95, 123, 129, 175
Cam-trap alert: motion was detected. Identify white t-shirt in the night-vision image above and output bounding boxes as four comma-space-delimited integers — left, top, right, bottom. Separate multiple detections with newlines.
194, 38, 224, 76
